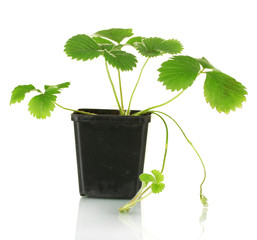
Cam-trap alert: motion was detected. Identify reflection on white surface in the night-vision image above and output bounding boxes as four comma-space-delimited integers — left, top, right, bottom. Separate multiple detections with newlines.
75, 197, 209, 240
75, 197, 143, 240
197, 207, 208, 240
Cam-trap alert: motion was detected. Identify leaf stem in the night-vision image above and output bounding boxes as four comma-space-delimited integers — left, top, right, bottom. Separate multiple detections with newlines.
127, 57, 150, 115
153, 110, 207, 206
118, 69, 125, 113
54, 102, 96, 115
105, 60, 124, 115
132, 90, 184, 116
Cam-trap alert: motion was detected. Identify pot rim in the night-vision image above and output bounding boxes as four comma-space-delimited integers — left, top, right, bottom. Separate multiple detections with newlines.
71, 108, 151, 123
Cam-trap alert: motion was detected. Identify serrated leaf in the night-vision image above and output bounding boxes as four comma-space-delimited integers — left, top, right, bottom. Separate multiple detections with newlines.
28, 93, 56, 119
196, 57, 215, 69
10, 84, 38, 105
136, 37, 183, 57
158, 39, 183, 54
93, 28, 133, 44
151, 170, 164, 183
126, 36, 144, 46
204, 71, 247, 113
136, 37, 164, 57
64, 34, 102, 61
158, 55, 200, 91
103, 50, 137, 71
151, 183, 165, 194
139, 173, 155, 183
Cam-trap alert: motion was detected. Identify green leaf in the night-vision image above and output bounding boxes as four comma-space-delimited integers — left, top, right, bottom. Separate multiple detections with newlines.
126, 36, 144, 47
136, 37, 183, 57
10, 84, 38, 105
151, 183, 165, 194
64, 34, 102, 61
151, 170, 164, 183
103, 50, 137, 71
196, 57, 215, 69
92, 37, 115, 51
92, 37, 113, 44
158, 39, 183, 54
136, 37, 164, 57
204, 71, 247, 113
93, 28, 133, 44
44, 82, 70, 92
139, 173, 155, 184
28, 93, 56, 119
158, 55, 200, 91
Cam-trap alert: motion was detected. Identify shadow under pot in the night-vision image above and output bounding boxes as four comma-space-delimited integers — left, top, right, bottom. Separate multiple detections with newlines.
71, 109, 151, 199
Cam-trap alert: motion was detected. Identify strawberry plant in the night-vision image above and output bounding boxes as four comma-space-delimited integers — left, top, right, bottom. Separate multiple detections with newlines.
10, 28, 247, 212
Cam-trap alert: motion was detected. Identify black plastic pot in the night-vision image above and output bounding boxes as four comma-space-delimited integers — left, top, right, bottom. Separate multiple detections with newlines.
71, 109, 151, 199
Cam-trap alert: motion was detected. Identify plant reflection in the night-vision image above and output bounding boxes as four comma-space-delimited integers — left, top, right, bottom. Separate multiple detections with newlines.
197, 207, 208, 240
75, 197, 143, 240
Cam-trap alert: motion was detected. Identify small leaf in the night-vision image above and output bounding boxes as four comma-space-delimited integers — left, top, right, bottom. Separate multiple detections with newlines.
151, 170, 164, 183
10, 84, 38, 105
64, 34, 102, 61
28, 93, 56, 119
151, 183, 165, 194
196, 57, 215, 69
140, 173, 155, 183
103, 50, 137, 71
136, 37, 164, 57
93, 28, 134, 44
136, 37, 183, 57
158, 55, 200, 91
126, 36, 144, 46
204, 71, 247, 113
44, 82, 70, 91
158, 39, 183, 54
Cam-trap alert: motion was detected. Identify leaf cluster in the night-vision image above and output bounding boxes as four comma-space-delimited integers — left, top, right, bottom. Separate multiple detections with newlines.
158, 56, 247, 113
10, 82, 70, 119
64, 28, 183, 71
64, 28, 247, 114
140, 170, 165, 194
11, 28, 247, 119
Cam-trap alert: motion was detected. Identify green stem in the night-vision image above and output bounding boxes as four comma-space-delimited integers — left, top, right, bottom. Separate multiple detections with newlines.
127, 57, 150, 115
118, 69, 125, 114
119, 111, 169, 213
105, 60, 123, 115
153, 111, 207, 202
54, 102, 96, 115
150, 112, 169, 173
119, 189, 152, 213
132, 90, 184, 116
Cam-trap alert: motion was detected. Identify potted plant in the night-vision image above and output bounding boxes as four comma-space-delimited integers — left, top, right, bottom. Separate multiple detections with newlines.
10, 28, 247, 213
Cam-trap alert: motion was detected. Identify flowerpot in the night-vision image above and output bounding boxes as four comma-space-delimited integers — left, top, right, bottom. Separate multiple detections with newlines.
71, 109, 151, 199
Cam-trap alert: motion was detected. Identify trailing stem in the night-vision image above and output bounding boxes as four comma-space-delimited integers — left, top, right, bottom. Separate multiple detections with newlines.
153, 111, 208, 207
119, 112, 169, 213
54, 102, 96, 115
105, 60, 124, 115
126, 57, 150, 115
132, 90, 184, 116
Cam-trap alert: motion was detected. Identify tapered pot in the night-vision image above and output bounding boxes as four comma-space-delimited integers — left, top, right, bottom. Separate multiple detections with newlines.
71, 109, 151, 199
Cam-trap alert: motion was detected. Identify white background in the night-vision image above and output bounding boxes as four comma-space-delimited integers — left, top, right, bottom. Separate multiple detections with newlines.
0, 0, 256, 239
